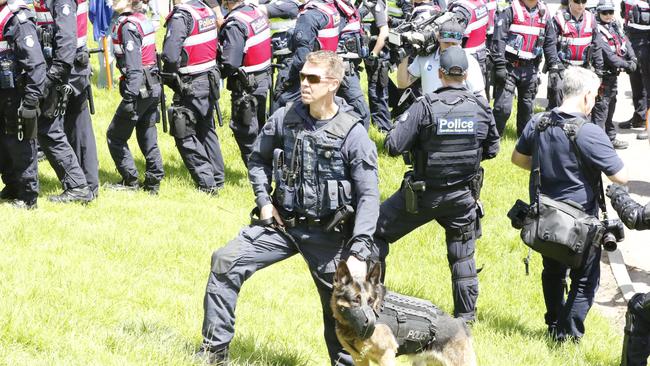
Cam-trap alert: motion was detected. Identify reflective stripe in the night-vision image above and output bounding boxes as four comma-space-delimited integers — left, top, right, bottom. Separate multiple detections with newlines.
35, 11, 53, 23
505, 44, 537, 59
485, 0, 497, 9
509, 23, 542, 35
77, 0, 88, 15
558, 35, 592, 45
564, 59, 585, 65
628, 23, 650, 29
77, 35, 86, 47
244, 28, 271, 51
464, 14, 488, 33
242, 58, 271, 73
0, 41, 8, 52
142, 33, 156, 46
184, 29, 218, 46
178, 60, 216, 74
319, 27, 340, 37
342, 20, 361, 32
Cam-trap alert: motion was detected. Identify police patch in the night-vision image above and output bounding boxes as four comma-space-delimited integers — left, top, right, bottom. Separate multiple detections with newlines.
333, 13, 341, 26
126, 40, 134, 51
251, 17, 268, 34
198, 16, 217, 32
61, 4, 71, 15
24, 35, 34, 48
396, 111, 409, 124
437, 116, 477, 135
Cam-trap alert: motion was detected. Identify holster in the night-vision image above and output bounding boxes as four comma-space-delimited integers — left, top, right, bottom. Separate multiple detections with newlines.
402, 172, 426, 214
41, 83, 73, 119
232, 94, 257, 126
324, 204, 355, 232
140, 66, 160, 99
168, 102, 197, 139
470, 167, 484, 200
0, 58, 16, 89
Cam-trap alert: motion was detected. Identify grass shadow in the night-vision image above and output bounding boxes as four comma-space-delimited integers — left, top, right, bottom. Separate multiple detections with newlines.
477, 307, 546, 340
192, 334, 310, 366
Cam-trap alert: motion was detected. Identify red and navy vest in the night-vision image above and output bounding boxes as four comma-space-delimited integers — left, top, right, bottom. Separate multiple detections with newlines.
505, 0, 549, 60
225, 5, 272, 73
0, 0, 29, 54
300, 0, 341, 51
449, 0, 488, 54
554, 8, 594, 65
34, 0, 88, 49
623, 0, 650, 30
166, 0, 218, 75
111, 12, 157, 67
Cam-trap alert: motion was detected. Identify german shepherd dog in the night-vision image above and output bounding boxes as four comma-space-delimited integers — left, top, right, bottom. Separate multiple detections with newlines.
331, 261, 477, 366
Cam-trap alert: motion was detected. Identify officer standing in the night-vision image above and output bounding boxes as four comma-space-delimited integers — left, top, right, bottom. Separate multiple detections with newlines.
607, 183, 650, 365
448, 0, 489, 74
259, 0, 300, 114
547, 0, 604, 110
106, 0, 164, 194
491, 0, 560, 136
34, 0, 99, 202
512, 67, 627, 342
376, 46, 500, 322
591, 0, 636, 149
0, 0, 46, 209
162, 0, 225, 194
196, 51, 379, 366
359, 0, 391, 132
618, 0, 650, 140
220, 0, 272, 166
277, 0, 372, 128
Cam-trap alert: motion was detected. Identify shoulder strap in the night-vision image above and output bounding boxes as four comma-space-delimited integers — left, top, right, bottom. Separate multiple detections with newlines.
324, 110, 361, 138
532, 112, 552, 213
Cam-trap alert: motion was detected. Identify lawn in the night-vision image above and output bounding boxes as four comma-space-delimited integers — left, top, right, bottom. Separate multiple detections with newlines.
0, 28, 623, 366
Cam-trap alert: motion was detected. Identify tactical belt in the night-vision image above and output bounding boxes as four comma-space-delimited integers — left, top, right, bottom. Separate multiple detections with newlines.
283, 215, 326, 228
506, 54, 538, 67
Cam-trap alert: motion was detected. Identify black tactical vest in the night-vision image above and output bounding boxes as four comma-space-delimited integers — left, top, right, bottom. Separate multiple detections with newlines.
377, 292, 444, 356
274, 104, 360, 218
413, 92, 485, 188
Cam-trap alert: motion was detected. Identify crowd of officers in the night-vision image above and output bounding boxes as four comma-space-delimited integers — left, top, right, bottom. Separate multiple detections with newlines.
0, 0, 649, 363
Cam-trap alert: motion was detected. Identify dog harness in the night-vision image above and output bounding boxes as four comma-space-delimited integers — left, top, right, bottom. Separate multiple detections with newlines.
377, 292, 443, 356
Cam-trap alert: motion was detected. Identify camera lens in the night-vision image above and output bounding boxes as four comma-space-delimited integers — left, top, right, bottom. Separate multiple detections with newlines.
602, 232, 617, 252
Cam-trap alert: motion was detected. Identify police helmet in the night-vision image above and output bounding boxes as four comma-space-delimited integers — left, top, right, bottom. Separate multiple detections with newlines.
597, 0, 615, 11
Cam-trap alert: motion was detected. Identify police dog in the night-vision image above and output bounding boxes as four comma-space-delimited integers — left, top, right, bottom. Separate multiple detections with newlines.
331, 261, 477, 366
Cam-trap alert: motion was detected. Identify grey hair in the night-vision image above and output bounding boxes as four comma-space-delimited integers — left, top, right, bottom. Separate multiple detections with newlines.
306, 50, 345, 83
562, 66, 601, 99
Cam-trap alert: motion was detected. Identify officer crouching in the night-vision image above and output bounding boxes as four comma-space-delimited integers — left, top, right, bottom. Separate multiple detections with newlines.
375, 46, 500, 323
106, 0, 165, 194
0, 0, 46, 209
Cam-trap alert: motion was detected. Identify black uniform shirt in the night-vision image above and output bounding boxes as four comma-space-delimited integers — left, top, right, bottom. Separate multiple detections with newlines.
3, 8, 46, 103
385, 86, 500, 160
44, 0, 80, 82
248, 97, 380, 258
162, 7, 194, 73
490, 4, 560, 67
117, 13, 146, 101
219, 3, 252, 78
263, 0, 300, 18
595, 20, 635, 72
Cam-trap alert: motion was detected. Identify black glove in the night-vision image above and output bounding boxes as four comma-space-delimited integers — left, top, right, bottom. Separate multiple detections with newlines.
548, 68, 563, 90
606, 183, 628, 198
122, 99, 138, 120
626, 60, 638, 73
161, 73, 182, 95
365, 53, 379, 68
494, 65, 507, 86
17, 98, 40, 140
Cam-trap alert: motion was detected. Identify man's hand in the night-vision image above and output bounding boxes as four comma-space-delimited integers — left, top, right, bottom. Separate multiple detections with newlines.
494, 64, 507, 86
346, 256, 367, 280
260, 203, 284, 227
625, 60, 637, 73
122, 100, 138, 120
606, 183, 628, 198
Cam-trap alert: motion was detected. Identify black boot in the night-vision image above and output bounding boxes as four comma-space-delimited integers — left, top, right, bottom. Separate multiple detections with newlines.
48, 186, 94, 204
619, 115, 645, 129
194, 345, 229, 365
105, 179, 140, 192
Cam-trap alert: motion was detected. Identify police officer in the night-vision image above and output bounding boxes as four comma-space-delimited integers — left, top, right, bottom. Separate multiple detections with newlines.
376, 46, 500, 322
106, 0, 164, 194
259, 0, 300, 114
547, 0, 604, 110
448, 0, 489, 75
0, 0, 46, 209
512, 67, 627, 342
196, 51, 379, 366
491, 0, 560, 136
591, 0, 636, 149
34, 0, 99, 202
359, 0, 391, 132
220, 0, 272, 166
162, 0, 225, 194
276, 0, 372, 128
618, 0, 650, 139
605, 184, 650, 365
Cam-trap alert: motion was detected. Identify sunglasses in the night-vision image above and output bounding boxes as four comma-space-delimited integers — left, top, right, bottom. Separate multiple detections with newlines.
439, 31, 463, 41
571, 0, 588, 4
599, 9, 615, 14
299, 72, 334, 84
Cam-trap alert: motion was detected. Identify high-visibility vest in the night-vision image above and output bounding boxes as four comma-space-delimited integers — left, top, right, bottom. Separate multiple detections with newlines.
112, 12, 157, 66
225, 5, 272, 73
34, 0, 88, 48
167, 0, 218, 75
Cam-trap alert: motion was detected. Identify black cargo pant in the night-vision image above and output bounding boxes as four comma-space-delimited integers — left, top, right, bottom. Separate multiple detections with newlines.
493, 62, 539, 136
622, 292, 650, 366
375, 186, 479, 321
107, 83, 164, 185
201, 223, 354, 365
591, 74, 618, 141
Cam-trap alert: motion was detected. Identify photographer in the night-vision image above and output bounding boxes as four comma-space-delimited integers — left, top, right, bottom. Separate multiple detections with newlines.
607, 183, 650, 366
396, 18, 485, 96
511, 66, 627, 342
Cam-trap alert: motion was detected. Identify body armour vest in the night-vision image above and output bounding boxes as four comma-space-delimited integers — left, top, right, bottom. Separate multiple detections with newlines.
554, 9, 594, 65
449, 0, 488, 54
506, 0, 549, 60
225, 5, 272, 73
112, 12, 157, 70
275, 104, 360, 218
167, 0, 218, 75
597, 22, 627, 60
623, 0, 650, 30
413, 92, 484, 188
485, 0, 497, 34
0, 0, 28, 53
377, 292, 444, 356
34, 0, 88, 49
300, 1, 341, 51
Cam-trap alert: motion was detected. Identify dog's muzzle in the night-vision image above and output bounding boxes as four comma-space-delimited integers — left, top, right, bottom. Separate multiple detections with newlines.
341, 305, 377, 339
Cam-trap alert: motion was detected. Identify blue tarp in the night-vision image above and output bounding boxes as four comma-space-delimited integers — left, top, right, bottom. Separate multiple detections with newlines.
88, 0, 113, 41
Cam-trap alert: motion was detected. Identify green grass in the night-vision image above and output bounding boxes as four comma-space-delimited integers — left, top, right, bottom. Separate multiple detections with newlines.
0, 31, 623, 366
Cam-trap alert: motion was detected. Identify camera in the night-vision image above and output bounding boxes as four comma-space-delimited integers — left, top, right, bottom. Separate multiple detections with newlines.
507, 199, 530, 230
601, 218, 625, 252
386, 10, 455, 64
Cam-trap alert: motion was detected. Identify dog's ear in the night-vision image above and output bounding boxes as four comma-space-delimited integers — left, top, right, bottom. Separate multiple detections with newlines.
367, 262, 382, 286
335, 260, 353, 286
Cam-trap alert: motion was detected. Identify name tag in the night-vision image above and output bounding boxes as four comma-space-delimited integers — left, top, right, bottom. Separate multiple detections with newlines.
251, 17, 268, 34
475, 5, 488, 19
437, 117, 477, 135
198, 16, 217, 33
